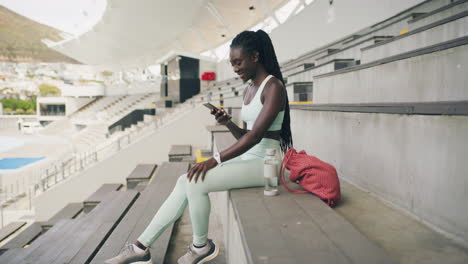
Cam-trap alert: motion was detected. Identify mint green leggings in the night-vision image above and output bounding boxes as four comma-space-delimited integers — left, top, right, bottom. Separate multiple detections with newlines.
137, 138, 281, 247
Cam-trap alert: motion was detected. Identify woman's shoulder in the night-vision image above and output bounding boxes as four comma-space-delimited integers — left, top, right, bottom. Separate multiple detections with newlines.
260, 75, 286, 107
264, 75, 284, 93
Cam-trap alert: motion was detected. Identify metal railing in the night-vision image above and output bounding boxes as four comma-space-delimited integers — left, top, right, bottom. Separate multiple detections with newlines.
0, 99, 198, 214
34, 104, 196, 195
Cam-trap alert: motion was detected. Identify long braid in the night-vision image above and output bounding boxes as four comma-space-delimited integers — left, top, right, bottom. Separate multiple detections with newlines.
231, 30, 293, 153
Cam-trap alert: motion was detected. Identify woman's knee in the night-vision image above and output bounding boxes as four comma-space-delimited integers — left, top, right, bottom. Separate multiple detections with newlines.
177, 173, 207, 195
183, 174, 209, 195
177, 173, 207, 189
176, 174, 188, 188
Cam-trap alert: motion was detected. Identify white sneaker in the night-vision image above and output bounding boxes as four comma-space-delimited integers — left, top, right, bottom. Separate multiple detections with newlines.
177, 239, 219, 264
104, 242, 152, 264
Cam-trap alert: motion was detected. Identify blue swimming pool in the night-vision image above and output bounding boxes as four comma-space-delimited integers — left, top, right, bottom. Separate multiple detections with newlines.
0, 157, 46, 170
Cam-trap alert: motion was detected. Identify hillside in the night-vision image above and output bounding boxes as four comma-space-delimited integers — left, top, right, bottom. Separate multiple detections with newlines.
0, 6, 80, 64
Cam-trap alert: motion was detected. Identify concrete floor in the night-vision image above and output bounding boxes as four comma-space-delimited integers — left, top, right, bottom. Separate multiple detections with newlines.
0, 129, 70, 159
335, 180, 468, 264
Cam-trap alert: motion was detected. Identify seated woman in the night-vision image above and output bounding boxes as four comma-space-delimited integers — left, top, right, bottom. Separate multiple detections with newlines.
105, 29, 293, 264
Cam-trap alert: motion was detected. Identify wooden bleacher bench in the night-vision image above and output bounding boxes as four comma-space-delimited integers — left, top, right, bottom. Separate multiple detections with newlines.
0, 222, 69, 262
212, 132, 395, 264
180, 156, 197, 164
90, 162, 190, 264
42, 202, 83, 229
0, 222, 44, 250
83, 183, 123, 213
126, 164, 157, 189
0, 190, 138, 264
1, 203, 83, 254
0, 222, 26, 244
168, 145, 192, 162
133, 181, 149, 192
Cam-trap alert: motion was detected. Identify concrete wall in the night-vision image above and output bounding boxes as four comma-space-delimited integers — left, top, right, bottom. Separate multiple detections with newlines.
215, 0, 437, 82
409, 1, 468, 30
65, 97, 95, 115
314, 44, 468, 104
61, 85, 105, 97
126, 81, 160, 95
290, 109, 468, 245
287, 69, 315, 83
34, 105, 214, 221
36, 97, 61, 114
361, 16, 468, 63
271, 0, 429, 64
315, 38, 377, 65
36, 97, 95, 117
0, 116, 39, 130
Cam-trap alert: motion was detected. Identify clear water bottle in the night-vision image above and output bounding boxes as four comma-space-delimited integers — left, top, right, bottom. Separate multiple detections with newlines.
264, 148, 279, 196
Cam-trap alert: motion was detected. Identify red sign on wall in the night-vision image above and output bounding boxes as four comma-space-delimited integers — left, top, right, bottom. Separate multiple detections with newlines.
201, 72, 216, 81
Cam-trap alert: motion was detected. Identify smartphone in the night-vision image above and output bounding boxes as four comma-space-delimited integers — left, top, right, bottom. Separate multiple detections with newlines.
203, 103, 219, 113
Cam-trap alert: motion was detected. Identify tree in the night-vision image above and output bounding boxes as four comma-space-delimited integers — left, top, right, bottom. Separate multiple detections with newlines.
38, 83, 61, 96
1, 98, 16, 109
101, 71, 113, 77
17, 100, 29, 110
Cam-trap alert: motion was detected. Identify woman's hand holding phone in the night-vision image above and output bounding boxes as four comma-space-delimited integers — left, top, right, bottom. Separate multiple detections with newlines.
211, 107, 231, 125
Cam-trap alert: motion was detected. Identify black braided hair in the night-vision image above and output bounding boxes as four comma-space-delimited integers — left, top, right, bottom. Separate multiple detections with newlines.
230, 30, 293, 153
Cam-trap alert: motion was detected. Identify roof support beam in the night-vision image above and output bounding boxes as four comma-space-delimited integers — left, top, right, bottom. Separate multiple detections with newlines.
205, 1, 233, 36
255, 0, 281, 25
278, 0, 304, 24
292, 0, 306, 16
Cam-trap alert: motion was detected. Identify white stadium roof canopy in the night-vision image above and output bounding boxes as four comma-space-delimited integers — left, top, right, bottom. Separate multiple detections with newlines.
49, 0, 298, 68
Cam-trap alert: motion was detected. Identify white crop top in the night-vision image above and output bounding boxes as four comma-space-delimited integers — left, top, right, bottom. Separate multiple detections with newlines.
240, 75, 284, 131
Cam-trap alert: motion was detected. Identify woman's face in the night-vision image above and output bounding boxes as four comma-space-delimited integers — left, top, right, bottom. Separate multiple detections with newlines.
229, 47, 258, 82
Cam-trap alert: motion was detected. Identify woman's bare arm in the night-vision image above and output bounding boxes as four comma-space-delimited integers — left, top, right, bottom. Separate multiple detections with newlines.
211, 108, 246, 139
225, 120, 247, 140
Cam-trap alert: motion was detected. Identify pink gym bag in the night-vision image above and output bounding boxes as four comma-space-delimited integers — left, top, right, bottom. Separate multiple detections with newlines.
280, 148, 341, 207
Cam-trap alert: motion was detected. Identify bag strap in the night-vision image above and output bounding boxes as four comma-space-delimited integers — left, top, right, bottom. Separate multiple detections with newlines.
280, 150, 307, 194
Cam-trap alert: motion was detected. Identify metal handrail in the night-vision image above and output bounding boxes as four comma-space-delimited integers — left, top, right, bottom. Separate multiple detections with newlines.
0, 100, 197, 210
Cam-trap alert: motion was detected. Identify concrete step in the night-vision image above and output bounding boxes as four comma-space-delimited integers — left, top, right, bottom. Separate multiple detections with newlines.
361, 11, 468, 63
334, 181, 468, 264
408, 0, 468, 30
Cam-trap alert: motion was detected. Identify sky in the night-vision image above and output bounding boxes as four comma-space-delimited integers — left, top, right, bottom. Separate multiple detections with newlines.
0, 0, 107, 36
